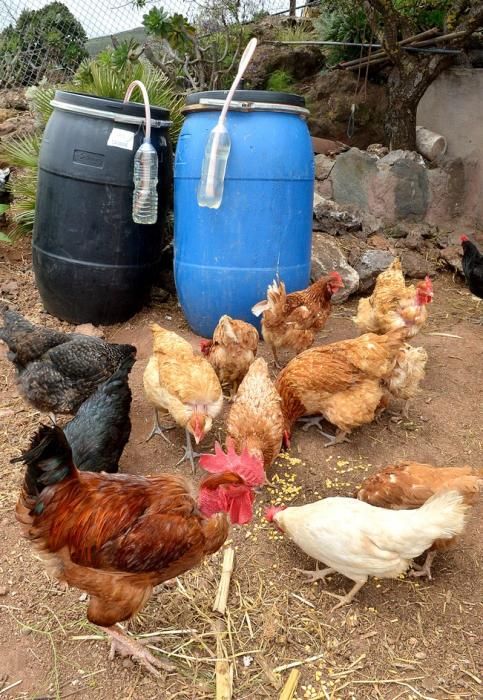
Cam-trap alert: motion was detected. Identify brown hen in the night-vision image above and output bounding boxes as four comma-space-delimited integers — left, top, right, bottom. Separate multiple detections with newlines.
200, 315, 259, 399
357, 462, 482, 578
251, 272, 344, 367
275, 328, 407, 447
354, 258, 433, 338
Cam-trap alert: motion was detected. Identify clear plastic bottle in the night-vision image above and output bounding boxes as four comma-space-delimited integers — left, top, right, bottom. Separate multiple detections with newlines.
197, 124, 231, 209
132, 138, 158, 224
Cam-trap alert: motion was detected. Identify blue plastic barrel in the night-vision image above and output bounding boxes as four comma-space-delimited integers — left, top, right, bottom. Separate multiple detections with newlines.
174, 90, 314, 337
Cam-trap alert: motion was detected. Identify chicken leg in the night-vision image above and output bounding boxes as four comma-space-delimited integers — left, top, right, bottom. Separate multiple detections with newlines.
299, 416, 350, 447
104, 624, 175, 675
270, 345, 282, 369
295, 562, 335, 583
146, 409, 175, 443
176, 427, 201, 474
319, 578, 367, 611
409, 550, 436, 580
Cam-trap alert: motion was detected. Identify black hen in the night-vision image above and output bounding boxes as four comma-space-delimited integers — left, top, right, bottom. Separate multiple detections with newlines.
460, 236, 483, 299
0, 305, 136, 414
64, 355, 135, 473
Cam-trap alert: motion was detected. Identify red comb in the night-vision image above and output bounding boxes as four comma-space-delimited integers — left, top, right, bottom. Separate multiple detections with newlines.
329, 270, 344, 286
264, 504, 286, 522
460, 234, 469, 243
199, 439, 265, 487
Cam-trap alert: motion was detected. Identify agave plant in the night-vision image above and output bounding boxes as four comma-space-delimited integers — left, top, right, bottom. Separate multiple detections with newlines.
0, 133, 41, 239
72, 55, 184, 142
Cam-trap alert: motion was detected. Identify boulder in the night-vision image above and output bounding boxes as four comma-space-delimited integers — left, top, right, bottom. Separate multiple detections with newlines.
352, 249, 395, 293
366, 234, 394, 251
399, 250, 436, 279
311, 232, 359, 302
313, 195, 362, 235
331, 148, 378, 209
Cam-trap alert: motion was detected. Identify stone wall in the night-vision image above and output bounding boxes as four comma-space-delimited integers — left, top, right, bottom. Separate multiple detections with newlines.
417, 67, 483, 227
318, 68, 483, 230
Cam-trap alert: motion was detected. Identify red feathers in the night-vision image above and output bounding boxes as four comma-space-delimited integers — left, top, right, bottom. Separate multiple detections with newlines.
199, 439, 265, 487
264, 505, 286, 522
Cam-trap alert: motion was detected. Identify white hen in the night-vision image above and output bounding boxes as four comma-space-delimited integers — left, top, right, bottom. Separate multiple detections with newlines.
266, 491, 468, 609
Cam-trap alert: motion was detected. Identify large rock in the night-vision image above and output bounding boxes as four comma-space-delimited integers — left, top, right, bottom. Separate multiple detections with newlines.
311, 232, 359, 302
352, 249, 395, 293
331, 148, 378, 208
313, 195, 362, 235
399, 250, 436, 279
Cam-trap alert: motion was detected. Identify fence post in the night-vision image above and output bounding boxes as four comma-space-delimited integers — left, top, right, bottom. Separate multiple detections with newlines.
289, 0, 296, 17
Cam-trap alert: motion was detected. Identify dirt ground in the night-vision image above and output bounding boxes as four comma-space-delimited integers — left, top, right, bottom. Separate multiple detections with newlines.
0, 239, 482, 700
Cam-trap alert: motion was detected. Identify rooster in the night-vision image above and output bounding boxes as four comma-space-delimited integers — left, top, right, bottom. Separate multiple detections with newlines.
143, 324, 223, 471
275, 328, 407, 447
356, 462, 482, 579
354, 258, 433, 338
64, 355, 135, 473
265, 490, 468, 610
201, 358, 283, 479
14, 425, 265, 675
0, 304, 136, 417
251, 272, 344, 367
460, 235, 483, 301
200, 315, 259, 399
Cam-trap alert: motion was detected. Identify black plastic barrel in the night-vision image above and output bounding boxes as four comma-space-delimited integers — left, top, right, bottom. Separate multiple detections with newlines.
33, 90, 172, 325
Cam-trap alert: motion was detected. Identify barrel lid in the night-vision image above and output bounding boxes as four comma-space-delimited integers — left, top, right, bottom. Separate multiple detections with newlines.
185, 90, 306, 109
53, 90, 170, 120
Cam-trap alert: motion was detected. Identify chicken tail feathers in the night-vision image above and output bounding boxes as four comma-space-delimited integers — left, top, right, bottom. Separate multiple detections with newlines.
12, 425, 77, 503
103, 354, 136, 395
417, 490, 469, 541
251, 279, 286, 318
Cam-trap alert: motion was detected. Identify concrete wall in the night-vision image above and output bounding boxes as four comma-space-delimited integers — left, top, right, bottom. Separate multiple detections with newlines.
417, 68, 483, 226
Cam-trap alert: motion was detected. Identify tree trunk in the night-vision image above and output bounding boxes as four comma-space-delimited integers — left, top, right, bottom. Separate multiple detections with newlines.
385, 91, 418, 150
385, 55, 452, 150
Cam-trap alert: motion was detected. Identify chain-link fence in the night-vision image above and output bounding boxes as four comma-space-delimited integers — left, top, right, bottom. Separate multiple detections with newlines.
0, 1, 301, 88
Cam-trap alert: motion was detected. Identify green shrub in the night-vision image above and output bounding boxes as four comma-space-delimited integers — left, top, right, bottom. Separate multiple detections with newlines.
266, 69, 294, 92
0, 2, 88, 87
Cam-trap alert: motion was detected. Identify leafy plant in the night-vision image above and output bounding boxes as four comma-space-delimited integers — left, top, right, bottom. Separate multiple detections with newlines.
0, 2, 88, 87
0, 134, 41, 239
274, 24, 317, 42
72, 55, 184, 142
266, 69, 294, 92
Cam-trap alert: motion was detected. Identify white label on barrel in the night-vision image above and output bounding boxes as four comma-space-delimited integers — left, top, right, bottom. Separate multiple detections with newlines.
107, 128, 134, 150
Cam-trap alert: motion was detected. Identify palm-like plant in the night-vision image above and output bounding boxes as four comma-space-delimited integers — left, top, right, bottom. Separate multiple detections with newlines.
0, 133, 41, 239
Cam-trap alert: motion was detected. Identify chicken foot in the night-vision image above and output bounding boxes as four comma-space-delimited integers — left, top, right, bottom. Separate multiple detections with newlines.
319, 579, 367, 611
270, 345, 282, 369
146, 409, 175, 443
299, 416, 350, 447
409, 550, 436, 580
104, 624, 175, 675
295, 563, 336, 583
176, 427, 201, 474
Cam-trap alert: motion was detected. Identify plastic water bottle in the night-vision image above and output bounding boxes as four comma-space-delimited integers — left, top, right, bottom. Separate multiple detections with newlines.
132, 138, 158, 224
197, 123, 231, 209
